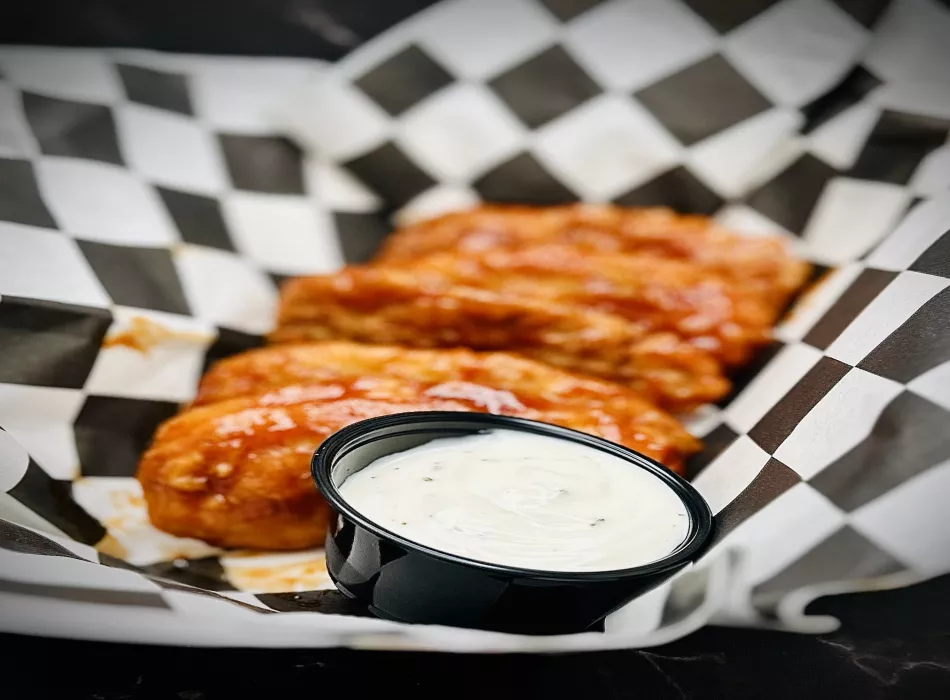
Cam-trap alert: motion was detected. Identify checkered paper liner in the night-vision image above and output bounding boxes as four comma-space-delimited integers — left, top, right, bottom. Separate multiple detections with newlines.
1, 0, 949, 652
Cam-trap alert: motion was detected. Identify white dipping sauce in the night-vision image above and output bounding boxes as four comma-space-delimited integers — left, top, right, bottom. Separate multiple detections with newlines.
339, 430, 689, 572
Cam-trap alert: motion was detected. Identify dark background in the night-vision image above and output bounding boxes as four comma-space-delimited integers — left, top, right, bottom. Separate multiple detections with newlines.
2, 1, 949, 696
0, 0, 440, 61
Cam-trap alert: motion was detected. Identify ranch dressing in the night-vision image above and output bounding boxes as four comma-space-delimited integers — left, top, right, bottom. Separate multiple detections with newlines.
338, 430, 689, 572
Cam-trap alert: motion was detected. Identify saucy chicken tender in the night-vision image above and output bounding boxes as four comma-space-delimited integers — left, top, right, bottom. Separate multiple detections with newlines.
272, 268, 730, 412
138, 396, 478, 550
396, 245, 777, 366
139, 381, 698, 550
193, 342, 700, 468
377, 204, 810, 308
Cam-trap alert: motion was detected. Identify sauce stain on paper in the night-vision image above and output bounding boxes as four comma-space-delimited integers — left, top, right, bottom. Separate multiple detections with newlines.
221, 551, 332, 593
103, 315, 211, 353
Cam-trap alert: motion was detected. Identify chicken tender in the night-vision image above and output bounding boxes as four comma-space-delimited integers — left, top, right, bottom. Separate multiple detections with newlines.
193, 342, 700, 468
397, 245, 777, 366
376, 204, 810, 308
138, 396, 480, 550
272, 268, 730, 412
139, 382, 697, 550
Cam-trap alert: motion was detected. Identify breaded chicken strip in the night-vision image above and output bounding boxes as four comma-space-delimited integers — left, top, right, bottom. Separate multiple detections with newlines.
271, 268, 730, 412
397, 245, 777, 366
192, 342, 700, 468
376, 205, 810, 308
138, 396, 479, 550
139, 385, 696, 550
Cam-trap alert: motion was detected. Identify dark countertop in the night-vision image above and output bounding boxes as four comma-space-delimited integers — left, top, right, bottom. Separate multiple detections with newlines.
4, 574, 950, 699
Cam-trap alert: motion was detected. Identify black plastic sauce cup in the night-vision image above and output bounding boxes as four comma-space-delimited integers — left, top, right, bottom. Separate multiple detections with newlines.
312, 412, 714, 635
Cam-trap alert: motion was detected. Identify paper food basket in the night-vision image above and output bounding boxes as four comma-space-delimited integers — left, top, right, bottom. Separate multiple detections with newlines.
1, 0, 948, 652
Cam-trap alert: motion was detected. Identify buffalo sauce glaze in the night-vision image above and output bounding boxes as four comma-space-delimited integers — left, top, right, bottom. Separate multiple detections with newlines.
338, 430, 689, 572
194, 375, 691, 469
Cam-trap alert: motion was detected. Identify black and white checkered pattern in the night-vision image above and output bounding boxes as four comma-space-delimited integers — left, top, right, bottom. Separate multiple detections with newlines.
282, 0, 948, 249
2, 0, 950, 651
